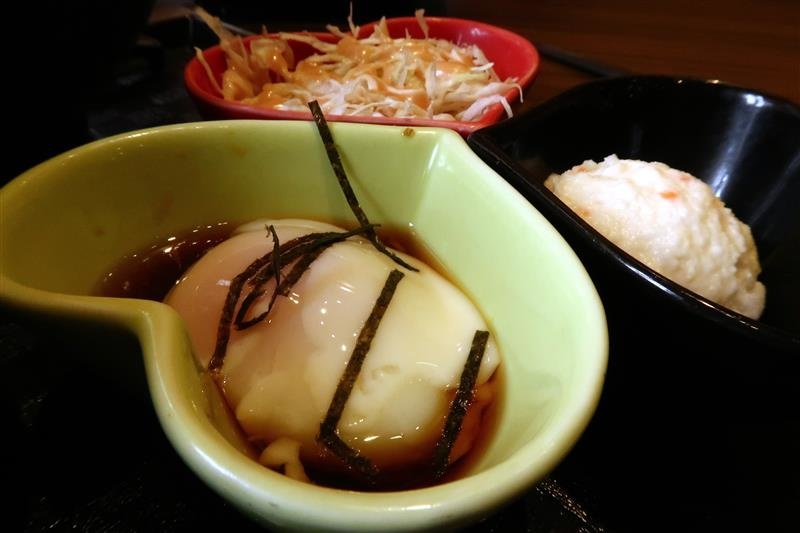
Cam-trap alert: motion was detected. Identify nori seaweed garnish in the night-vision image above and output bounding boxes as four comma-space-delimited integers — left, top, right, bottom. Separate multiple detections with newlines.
308, 100, 418, 272
266, 224, 281, 307
234, 245, 324, 330
316, 268, 405, 479
430, 329, 490, 481
208, 225, 375, 372
233, 225, 376, 330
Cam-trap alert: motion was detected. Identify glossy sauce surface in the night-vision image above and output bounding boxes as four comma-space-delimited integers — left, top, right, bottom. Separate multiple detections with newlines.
95, 222, 234, 301
95, 220, 502, 491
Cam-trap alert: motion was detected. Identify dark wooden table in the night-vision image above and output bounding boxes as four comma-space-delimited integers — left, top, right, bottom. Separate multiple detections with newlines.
444, 0, 799, 110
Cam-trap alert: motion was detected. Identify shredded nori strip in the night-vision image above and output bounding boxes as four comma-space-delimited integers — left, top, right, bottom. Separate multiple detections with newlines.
238, 225, 284, 329
266, 225, 281, 307
234, 224, 285, 330
308, 100, 418, 272
235, 245, 327, 330
316, 268, 405, 479
209, 265, 274, 372
208, 226, 374, 372
431, 329, 490, 481
317, 431, 380, 480
234, 225, 376, 330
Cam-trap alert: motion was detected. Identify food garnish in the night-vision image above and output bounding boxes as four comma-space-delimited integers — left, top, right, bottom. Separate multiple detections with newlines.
209, 225, 376, 371
308, 100, 417, 272
317, 269, 405, 480
431, 329, 489, 481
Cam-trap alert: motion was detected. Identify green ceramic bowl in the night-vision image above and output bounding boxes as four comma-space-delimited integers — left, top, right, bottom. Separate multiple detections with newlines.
0, 120, 607, 531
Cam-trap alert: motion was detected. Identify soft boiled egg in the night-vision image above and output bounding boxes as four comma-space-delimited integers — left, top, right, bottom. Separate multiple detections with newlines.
165, 219, 500, 485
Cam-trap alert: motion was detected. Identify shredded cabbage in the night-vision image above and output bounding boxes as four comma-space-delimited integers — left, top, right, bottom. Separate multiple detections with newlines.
195, 8, 522, 121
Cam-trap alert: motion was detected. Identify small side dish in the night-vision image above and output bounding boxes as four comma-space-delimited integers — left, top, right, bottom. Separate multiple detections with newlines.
545, 155, 765, 319
0, 115, 606, 531
97, 104, 502, 490
185, 9, 539, 135
194, 8, 522, 122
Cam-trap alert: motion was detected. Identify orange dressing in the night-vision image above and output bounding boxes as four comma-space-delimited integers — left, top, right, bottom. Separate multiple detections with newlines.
198, 9, 519, 120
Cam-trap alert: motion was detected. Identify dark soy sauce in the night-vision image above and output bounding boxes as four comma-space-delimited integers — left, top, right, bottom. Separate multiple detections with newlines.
93, 221, 428, 301
95, 222, 233, 300
94, 220, 503, 491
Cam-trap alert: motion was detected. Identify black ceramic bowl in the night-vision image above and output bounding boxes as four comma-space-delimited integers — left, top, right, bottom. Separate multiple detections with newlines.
468, 76, 800, 528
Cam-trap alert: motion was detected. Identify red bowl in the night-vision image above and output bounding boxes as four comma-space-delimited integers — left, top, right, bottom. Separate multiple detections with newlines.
184, 16, 539, 136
